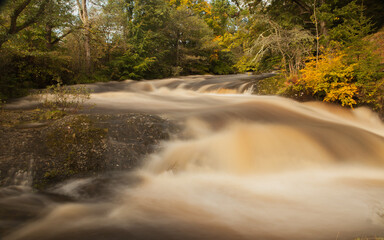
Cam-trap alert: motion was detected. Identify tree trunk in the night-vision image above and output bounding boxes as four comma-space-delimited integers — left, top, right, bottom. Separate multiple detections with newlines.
45, 24, 53, 50
319, 0, 327, 39
77, 0, 92, 74
313, 0, 319, 64
84, 28, 91, 73
176, 32, 180, 67
320, 20, 327, 37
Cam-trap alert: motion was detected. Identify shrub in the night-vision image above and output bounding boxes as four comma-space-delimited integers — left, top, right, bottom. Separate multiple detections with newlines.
0, 49, 74, 100
297, 50, 358, 107
253, 75, 286, 95
109, 52, 157, 80
293, 44, 383, 109
210, 50, 236, 75
0, 49, 74, 101
37, 79, 91, 114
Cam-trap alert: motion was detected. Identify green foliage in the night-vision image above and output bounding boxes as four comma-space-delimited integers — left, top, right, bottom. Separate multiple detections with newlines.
105, 0, 172, 79
327, 0, 374, 46
206, 0, 237, 36
42, 115, 108, 187
232, 0, 384, 115
0, 0, 383, 119
280, 1, 384, 111
111, 53, 157, 80
0, 0, 239, 89
237, 16, 314, 76
0, 0, 76, 100
0, 48, 74, 100
289, 42, 383, 109
39, 110, 67, 120
108, 1, 216, 79
253, 75, 286, 95
209, 50, 236, 74
167, 7, 215, 75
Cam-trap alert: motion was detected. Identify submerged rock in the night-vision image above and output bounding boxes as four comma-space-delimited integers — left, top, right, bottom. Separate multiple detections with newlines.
0, 112, 177, 190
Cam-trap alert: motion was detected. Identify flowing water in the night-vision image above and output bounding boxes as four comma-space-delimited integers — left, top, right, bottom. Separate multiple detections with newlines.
2, 74, 384, 239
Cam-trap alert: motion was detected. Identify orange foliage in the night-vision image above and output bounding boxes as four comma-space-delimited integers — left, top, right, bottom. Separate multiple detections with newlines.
298, 50, 358, 107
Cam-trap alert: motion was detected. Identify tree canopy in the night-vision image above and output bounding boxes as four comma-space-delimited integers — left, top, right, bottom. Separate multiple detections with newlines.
0, 0, 383, 115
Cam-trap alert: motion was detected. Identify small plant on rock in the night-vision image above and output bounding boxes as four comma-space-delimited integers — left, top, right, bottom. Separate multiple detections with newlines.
37, 78, 91, 118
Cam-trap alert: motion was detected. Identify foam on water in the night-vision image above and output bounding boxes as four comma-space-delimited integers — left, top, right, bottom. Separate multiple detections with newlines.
3, 75, 384, 240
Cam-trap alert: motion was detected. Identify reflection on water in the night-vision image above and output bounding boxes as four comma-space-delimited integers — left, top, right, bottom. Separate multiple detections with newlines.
2, 74, 384, 240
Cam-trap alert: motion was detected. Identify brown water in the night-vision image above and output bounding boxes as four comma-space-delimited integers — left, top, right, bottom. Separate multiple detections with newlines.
3, 74, 384, 239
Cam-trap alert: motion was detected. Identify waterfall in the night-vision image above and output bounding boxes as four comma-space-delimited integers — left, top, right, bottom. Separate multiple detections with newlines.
2, 74, 384, 240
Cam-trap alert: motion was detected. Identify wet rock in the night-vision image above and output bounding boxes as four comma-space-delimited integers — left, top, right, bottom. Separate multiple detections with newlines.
0, 112, 177, 190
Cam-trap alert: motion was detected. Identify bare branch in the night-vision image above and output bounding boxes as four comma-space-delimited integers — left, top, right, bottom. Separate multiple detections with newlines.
50, 29, 74, 45
290, 0, 311, 12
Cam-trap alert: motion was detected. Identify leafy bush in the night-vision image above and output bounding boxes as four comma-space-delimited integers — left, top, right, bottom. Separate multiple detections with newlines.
109, 52, 157, 80
297, 50, 358, 107
210, 50, 236, 75
253, 75, 286, 95
37, 79, 91, 114
0, 49, 74, 100
291, 44, 383, 109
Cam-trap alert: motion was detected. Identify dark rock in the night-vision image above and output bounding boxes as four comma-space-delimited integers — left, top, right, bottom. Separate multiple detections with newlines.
0, 112, 178, 190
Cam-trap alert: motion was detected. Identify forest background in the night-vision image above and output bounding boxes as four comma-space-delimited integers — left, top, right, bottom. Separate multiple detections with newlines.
0, 0, 383, 116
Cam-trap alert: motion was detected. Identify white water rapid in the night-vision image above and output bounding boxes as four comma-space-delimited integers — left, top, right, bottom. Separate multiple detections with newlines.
3, 74, 384, 240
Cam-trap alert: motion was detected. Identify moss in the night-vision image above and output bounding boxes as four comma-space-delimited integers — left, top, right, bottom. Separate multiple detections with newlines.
0, 109, 45, 128
44, 169, 60, 179
39, 110, 66, 120
33, 115, 108, 189
253, 75, 286, 95
0, 112, 176, 190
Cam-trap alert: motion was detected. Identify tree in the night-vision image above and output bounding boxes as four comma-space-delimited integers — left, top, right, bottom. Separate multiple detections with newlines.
0, 0, 49, 48
206, 0, 237, 36
76, 0, 92, 73
109, 0, 172, 79
291, 1, 383, 110
166, 7, 214, 74
42, 0, 76, 50
327, 0, 373, 46
240, 16, 314, 76
168, 0, 211, 17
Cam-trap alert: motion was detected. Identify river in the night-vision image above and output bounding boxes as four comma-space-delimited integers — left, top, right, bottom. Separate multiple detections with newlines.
2, 74, 384, 239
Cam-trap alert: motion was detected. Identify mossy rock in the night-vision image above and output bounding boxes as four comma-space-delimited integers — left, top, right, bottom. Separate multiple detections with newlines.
33, 115, 108, 189
30, 113, 176, 190
1, 112, 177, 190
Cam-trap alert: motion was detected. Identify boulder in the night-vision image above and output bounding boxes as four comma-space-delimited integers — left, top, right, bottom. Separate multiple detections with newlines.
0, 111, 177, 190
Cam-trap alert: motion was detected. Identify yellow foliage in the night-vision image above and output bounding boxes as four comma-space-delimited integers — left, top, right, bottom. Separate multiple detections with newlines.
324, 82, 357, 107
298, 50, 358, 107
169, 0, 211, 15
